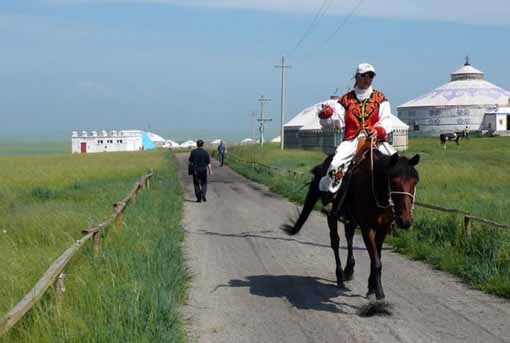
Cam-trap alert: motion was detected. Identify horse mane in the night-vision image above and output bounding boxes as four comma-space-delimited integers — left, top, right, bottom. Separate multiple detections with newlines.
373, 151, 419, 182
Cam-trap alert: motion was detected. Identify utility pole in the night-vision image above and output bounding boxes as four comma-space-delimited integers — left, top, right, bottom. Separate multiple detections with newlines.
257, 95, 272, 147
274, 56, 291, 150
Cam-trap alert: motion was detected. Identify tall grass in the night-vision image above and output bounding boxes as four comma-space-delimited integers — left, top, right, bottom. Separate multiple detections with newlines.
0, 150, 188, 342
223, 139, 510, 297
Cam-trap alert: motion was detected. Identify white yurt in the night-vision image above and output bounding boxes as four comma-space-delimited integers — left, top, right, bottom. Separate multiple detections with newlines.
240, 138, 256, 145
179, 140, 196, 148
271, 136, 281, 143
210, 139, 223, 145
284, 97, 408, 152
146, 132, 166, 146
397, 59, 510, 135
163, 139, 180, 149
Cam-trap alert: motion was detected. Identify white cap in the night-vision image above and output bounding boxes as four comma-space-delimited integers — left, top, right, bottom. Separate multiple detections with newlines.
355, 63, 376, 75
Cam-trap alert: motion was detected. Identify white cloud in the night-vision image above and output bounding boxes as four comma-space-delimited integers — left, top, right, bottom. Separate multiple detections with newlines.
45, 0, 510, 26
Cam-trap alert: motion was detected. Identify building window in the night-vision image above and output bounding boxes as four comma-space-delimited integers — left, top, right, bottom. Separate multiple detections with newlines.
117, 139, 123, 143
408, 110, 416, 117
500, 119, 504, 126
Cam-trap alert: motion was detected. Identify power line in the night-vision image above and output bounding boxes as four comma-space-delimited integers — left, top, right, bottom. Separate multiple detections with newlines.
324, 0, 365, 44
287, 0, 335, 57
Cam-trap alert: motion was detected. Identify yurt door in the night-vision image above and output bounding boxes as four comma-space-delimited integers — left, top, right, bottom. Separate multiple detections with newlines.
80, 142, 87, 153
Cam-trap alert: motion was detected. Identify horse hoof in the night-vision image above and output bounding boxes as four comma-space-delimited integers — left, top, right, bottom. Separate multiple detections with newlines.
367, 293, 376, 302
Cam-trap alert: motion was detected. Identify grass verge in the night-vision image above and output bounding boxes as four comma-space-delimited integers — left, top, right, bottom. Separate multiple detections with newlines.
1, 151, 188, 342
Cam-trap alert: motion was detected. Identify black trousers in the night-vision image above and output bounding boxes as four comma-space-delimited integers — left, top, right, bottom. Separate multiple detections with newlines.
193, 168, 208, 201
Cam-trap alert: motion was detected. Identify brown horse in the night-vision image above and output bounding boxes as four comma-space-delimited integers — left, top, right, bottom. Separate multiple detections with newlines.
281, 144, 420, 301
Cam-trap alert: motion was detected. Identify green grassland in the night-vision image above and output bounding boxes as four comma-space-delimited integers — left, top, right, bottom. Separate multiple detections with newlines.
0, 149, 188, 342
221, 138, 510, 297
0, 141, 68, 156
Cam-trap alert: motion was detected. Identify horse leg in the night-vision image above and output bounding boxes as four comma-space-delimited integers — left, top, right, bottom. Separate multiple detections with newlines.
343, 221, 356, 281
327, 214, 345, 289
361, 228, 383, 300
374, 229, 388, 300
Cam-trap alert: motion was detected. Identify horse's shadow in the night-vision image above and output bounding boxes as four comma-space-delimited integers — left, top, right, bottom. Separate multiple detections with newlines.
218, 274, 363, 314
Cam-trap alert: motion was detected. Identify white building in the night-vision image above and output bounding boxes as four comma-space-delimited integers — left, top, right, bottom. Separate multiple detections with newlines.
71, 130, 158, 154
240, 138, 256, 145
482, 105, 510, 134
397, 59, 510, 135
271, 136, 281, 143
179, 140, 196, 148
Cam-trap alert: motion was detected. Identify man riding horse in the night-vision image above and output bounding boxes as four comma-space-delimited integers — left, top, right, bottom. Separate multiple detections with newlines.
281, 64, 420, 302
318, 63, 396, 214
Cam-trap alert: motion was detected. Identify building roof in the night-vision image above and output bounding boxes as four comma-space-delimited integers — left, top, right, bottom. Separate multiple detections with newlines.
285, 100, 333, 130
146, 132, 166, 143
390, 115, 409, 129
180, 140, 196, 148
240, 138, 255, 144
398, 62, 510, 108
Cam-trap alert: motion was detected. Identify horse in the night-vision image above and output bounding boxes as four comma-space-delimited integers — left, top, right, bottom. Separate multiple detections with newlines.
440, 130, 467, 146
281, 141, 420, 302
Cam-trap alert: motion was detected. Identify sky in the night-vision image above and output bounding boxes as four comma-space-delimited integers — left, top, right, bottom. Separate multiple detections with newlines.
1, 0, 510, 141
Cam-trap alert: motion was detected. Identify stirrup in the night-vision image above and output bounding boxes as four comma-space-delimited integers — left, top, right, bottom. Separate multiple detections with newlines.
321, 203, 334, 215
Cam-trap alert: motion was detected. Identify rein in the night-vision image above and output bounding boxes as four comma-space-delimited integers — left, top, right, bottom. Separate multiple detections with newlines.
369, 141, 416, 212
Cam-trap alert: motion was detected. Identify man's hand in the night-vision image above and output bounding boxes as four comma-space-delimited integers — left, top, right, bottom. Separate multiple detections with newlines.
318, 104, 334, 119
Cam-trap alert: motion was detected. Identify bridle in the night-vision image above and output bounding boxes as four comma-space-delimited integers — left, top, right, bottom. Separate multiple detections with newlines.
369, 139, 416, 214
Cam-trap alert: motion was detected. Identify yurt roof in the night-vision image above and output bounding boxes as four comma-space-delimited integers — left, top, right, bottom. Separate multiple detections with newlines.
398, 62, 510, 108
390, 115, 409, 130
146, 132, 166, 143
240, 138, 255, 143
285, 99, 336, 130
180, 140, 196, 147
210, 139, 222, 144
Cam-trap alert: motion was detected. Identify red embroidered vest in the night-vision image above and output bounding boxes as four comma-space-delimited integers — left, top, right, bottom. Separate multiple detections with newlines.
339, 90, 387, 141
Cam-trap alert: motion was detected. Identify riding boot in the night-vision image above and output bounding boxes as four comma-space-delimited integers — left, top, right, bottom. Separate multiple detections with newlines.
320, 192, 335, 215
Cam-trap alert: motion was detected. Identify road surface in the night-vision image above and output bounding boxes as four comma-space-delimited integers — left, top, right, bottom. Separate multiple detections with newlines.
177, 153, 510, 343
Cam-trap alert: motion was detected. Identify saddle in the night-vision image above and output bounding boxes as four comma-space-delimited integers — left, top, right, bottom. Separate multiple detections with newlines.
330, 137, 375, 220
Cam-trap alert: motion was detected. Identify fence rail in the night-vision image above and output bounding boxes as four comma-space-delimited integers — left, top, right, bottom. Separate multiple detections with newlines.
0, 170, 154, 338
226, 154, 510, 234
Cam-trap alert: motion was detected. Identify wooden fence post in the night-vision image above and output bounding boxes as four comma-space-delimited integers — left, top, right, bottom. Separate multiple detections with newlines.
113, 202, 124, 234
93, 232, 101, 255
54, 272, 65, 317
464, 215, 472, 238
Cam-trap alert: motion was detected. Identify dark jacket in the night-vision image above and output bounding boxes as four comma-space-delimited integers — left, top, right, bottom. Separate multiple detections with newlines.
189, 147, 210, 174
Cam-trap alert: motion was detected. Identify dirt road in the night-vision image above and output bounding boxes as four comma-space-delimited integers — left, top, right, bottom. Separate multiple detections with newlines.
177, 154, 510, 343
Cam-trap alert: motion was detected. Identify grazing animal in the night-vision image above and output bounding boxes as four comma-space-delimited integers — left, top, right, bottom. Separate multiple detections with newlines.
440, 130, 467, 146
282, 144, 420, 302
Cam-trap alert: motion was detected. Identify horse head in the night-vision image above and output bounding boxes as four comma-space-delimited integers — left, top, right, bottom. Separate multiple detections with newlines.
383, 153, 420, 229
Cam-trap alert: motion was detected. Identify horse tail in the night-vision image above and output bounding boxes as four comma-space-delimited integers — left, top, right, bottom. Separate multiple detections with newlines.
281, 156, 332, 236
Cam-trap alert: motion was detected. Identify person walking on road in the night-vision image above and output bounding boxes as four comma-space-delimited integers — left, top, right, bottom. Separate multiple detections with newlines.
189, 139, 212, 202
217, 140, 226, 167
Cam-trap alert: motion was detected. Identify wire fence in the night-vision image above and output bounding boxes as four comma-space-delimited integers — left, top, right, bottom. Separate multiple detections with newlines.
0, 170, 154, 338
